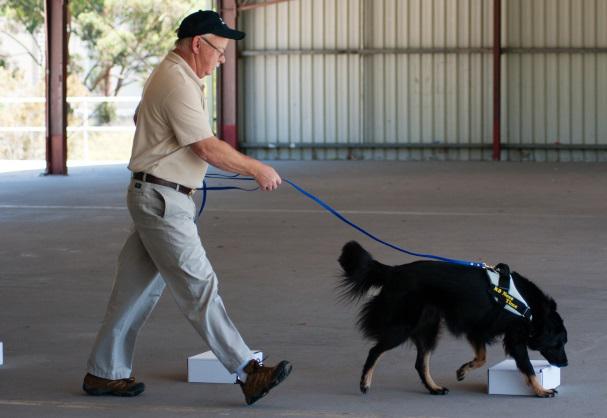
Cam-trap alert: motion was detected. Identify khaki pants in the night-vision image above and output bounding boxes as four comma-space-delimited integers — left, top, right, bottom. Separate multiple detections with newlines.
87, 179, 252, 379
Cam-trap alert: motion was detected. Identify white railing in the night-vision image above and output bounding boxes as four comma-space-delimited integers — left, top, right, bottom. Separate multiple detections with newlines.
0, 96, 140, 161
1, 86, 217, 161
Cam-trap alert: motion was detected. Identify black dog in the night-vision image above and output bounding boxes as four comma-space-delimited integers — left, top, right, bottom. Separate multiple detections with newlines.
338, 241, 568, 398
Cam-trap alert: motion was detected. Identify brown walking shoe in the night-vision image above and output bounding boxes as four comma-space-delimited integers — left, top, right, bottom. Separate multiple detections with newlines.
82, 373, 145, 397
238, 359, 292, 405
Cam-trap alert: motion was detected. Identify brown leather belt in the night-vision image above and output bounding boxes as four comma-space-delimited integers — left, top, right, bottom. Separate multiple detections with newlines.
132, 172, 195, 196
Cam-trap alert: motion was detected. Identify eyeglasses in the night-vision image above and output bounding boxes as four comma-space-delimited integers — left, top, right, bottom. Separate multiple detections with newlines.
200, 36, 225, 59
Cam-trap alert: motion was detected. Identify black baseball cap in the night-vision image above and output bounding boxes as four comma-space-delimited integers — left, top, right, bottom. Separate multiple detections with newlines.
177, 10, 245, 40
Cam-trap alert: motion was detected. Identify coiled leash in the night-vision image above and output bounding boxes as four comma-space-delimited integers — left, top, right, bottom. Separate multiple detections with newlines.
197, 172, 486, 269
196, 174, 259, 221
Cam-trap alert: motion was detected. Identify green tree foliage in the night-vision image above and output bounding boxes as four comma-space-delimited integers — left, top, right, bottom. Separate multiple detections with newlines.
0, 0, 209, 159
0, 0, 45, 66
1, 0, 200, 96
0, 0, 44, 33
74, 0, 198, 97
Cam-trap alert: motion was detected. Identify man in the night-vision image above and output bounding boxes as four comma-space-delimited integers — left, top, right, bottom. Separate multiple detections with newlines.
82, 10, 291, 406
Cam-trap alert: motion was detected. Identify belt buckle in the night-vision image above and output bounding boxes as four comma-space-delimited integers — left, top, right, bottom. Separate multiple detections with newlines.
188, 188, 195, 197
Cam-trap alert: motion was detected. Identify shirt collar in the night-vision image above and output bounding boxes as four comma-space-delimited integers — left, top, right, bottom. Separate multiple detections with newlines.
166, 51, 205, 89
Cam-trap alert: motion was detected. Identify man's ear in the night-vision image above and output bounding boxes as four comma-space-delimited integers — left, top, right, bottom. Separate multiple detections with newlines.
192, 36, 201, 54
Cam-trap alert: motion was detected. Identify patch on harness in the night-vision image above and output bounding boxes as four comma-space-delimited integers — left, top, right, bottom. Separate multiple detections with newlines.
487, 264, 532, 320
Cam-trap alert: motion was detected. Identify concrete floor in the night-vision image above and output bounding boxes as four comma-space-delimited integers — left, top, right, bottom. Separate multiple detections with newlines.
0, 161, 606, 418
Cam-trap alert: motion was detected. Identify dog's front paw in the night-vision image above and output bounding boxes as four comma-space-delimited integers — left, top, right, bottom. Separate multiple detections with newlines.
456, 367, 466, 381
528, 375, 558, 398
535, 388, 558, 398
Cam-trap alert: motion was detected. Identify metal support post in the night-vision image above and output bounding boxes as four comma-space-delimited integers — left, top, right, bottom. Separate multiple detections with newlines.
44, 0, 69, 175
492, 0, 502, 161
218, 0, 239, 149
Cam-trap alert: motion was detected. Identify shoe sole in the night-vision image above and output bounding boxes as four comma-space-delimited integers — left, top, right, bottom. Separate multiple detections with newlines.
246, 361, 292, 406
83, 383, 145, 397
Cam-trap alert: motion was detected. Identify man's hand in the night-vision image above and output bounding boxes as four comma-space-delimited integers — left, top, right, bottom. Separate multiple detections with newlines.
190, 138, 282, 191
252, 163, 281, 191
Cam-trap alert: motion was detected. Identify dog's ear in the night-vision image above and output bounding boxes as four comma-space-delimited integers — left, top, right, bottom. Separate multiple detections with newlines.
549, 298, 557, 311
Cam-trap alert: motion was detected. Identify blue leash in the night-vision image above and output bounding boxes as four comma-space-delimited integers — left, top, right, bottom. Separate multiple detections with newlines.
197, 173, 486, 269
196, 177, 259, 221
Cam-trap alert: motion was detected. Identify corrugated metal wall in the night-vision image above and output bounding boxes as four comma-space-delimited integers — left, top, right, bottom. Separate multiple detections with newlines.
240, 0, 364, 160
504, 0, 607, 161
238, 0, 607, 161
361, 0, 494, 161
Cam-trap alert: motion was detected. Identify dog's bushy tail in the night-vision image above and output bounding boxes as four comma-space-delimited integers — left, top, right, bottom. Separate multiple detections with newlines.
338, 241, 391, 302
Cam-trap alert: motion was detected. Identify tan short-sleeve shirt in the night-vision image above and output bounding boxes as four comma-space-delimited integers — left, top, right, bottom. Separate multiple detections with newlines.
128, 51, 213, 189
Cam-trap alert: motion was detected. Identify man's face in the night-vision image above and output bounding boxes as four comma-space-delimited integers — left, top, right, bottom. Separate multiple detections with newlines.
194, 35, 228, 78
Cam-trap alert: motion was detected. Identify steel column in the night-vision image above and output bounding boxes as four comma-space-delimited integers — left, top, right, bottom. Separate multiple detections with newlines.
492, 0, 502, 161
45, 0, 69, 175
218, 0, 239, 149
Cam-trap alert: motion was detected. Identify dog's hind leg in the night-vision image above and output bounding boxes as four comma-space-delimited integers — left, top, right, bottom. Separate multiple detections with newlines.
456, 340, 486, 381
412, 307, 448, 395
414, 349, 449, 395
360, 331, 409, 394
360, 344, 384, 394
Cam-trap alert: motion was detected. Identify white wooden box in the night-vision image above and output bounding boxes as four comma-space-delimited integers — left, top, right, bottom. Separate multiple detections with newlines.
488, 359, 560, 395
188, 350, 263, 384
